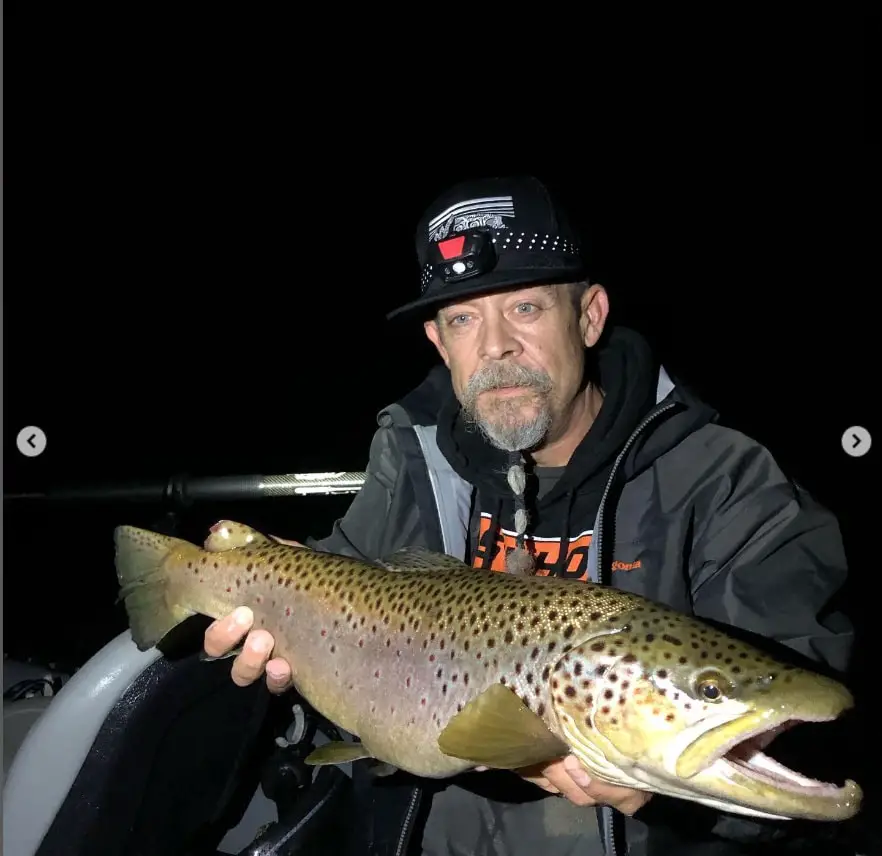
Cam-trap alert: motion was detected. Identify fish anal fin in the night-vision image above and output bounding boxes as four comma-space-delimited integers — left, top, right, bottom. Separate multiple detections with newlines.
438, 683, 569, 769
304, 741, 373, 766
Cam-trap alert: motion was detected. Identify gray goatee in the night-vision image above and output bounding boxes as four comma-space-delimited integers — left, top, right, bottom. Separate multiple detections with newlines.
460, 362, 553, 452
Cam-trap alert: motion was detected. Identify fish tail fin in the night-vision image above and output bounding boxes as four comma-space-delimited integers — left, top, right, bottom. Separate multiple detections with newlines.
114, 525, 194, 651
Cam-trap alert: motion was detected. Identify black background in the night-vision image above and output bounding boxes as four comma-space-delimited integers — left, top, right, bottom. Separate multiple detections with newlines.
3, 18, 879, 836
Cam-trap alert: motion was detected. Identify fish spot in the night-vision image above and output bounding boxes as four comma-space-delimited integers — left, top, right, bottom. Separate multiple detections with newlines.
564, 685, 576, 698
604, 689, 613, 700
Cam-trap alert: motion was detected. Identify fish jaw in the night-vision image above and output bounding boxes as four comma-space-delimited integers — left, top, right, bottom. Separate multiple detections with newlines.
675, 714, 863, 821
550, 634, 862, 821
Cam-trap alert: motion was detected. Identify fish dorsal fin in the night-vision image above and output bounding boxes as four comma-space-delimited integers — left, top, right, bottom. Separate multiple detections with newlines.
437, 683, 570, 770
203, 520, 274, 552
377, 546, 471, 573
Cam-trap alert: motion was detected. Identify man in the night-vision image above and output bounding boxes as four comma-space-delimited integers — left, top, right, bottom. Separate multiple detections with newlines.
204, 175, 855, 855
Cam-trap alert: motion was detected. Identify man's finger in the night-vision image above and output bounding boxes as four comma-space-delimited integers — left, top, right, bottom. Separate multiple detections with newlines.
542, 765, 597, 806
230, 629, 275, 686
265, 657, 294, 694
520, 774, 560, 795
580, 779, 650, 816
560, 756, 651, 815
204, 606, 254, 658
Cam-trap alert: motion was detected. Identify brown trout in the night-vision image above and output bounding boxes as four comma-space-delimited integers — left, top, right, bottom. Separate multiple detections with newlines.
114, 519, 861, 823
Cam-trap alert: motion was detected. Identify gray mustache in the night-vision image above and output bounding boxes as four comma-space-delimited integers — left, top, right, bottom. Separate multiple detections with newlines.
464, 363, 553, 398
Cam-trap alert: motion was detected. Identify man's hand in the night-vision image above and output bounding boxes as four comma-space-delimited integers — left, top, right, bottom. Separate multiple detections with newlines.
202, 534, 300, 694
517, 755, 651, 815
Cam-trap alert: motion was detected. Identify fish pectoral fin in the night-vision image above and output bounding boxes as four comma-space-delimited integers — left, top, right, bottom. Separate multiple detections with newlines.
199, 644, 244, 663
377, 546, 472, 573
438, 683, 570, 770
304, 741, 374, 766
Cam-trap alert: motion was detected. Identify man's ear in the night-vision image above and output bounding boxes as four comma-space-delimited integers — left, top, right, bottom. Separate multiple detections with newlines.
579, 284, 610, 348
424, 318, 450, 367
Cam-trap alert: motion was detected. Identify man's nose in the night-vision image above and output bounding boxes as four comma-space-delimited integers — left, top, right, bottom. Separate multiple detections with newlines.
478, 314, 522, 361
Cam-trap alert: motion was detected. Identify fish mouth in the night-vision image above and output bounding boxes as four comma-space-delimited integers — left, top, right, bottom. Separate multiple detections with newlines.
716, 718, 843, 796
687, 714, 861, 816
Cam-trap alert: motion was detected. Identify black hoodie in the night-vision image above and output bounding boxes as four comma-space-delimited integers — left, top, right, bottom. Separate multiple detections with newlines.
436, 326, 660, 581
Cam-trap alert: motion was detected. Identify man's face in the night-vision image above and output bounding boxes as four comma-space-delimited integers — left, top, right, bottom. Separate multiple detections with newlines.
424, 284, 607, 452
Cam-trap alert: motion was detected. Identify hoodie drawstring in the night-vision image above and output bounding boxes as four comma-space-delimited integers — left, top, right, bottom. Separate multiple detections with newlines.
505, 451, 535, 575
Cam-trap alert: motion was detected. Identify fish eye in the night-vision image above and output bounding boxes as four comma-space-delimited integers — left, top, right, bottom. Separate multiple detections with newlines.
693, 670, 733, 703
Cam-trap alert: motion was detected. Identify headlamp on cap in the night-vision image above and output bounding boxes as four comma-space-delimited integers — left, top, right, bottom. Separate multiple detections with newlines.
428, 230, 497, 285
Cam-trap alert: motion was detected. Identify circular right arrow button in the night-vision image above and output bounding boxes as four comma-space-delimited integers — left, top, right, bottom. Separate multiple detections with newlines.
842, 426, 871, 458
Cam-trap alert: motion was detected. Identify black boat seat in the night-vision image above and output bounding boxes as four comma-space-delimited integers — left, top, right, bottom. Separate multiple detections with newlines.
2, 629, 353, 856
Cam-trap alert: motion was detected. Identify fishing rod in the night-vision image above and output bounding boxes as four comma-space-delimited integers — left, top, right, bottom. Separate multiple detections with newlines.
3, 471, 368, 507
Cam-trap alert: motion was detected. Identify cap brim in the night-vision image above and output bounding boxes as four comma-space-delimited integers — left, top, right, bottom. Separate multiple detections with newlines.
386, 265, 585, 322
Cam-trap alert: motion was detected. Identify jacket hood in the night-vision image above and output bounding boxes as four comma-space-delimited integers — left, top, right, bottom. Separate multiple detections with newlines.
429, 326, 714, 501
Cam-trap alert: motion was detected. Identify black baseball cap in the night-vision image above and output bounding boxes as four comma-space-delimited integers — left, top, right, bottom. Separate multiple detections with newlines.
387, 174, 587, 321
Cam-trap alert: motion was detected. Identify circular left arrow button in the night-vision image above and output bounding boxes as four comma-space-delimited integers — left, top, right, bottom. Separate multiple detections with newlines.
17, 426, 47, 457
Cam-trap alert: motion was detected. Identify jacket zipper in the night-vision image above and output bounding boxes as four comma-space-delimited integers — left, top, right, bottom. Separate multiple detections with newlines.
594, 400, 677, 856
394, 787, 421, 856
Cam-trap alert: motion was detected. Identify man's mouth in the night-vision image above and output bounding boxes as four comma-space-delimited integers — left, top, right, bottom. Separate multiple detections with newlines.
486, 385, 532, 396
